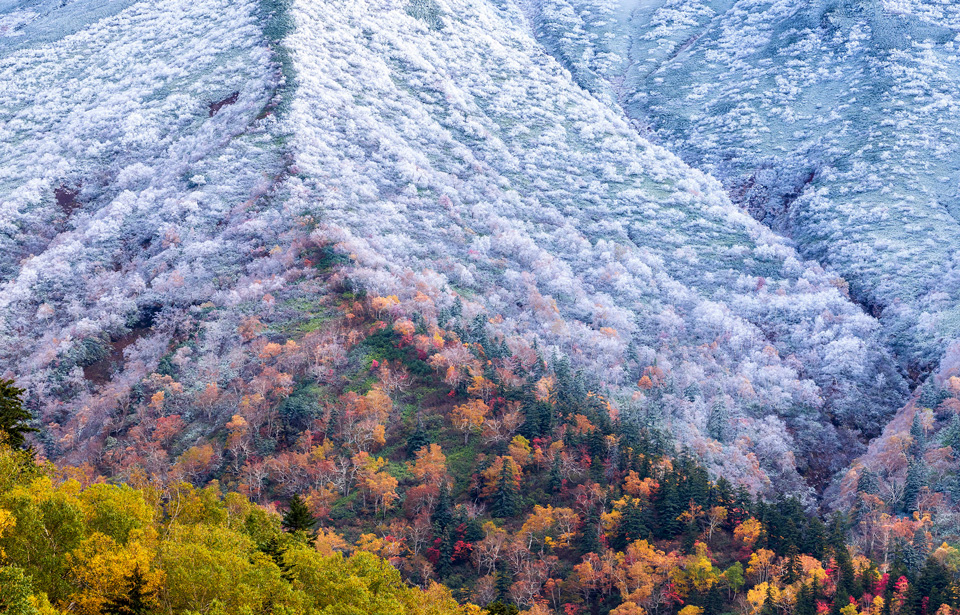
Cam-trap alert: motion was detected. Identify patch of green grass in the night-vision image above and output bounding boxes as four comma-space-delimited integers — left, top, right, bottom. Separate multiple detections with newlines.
386, 461, 413, 482
444, 439, 480, 495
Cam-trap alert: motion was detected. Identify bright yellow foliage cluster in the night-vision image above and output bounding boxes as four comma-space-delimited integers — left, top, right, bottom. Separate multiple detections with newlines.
0, 442, 477, 615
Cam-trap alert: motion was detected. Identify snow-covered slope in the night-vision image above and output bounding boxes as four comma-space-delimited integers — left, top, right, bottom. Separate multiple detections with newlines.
0, 0, 912, 491
526, 0, 960, 373
281, 0, 908, 490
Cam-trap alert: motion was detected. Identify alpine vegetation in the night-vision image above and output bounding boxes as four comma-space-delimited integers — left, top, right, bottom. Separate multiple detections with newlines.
1, 1, 958, 613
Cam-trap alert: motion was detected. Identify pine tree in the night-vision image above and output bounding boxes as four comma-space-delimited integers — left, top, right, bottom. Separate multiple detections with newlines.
577, 506, 602, 556
802, 517, 827, 560
910, 412, 926, 457
901, 526, 930, 573
795, 582, 816, 615
707, 400, 728, 443
919, 380, 945, 410
0, 380, 36, 449
711, 477, 729, 508
432, 482, 453, 532
325, 403, 341, 440
406, 418, 430, 457
282, 494, 316, 535
494, 562, 513, 603
902, 459, 925, 514
435, 529, 454, 578
492, 461, 520, 518
833, 543, 857, 597
857, 469, 879, 495
941, 414, 960, 451
654, 473, 683, 539
783, 547, 801, 584
486, 601, 519, 615
548, 457, 563, 495
761, 585, 778, 615
618, 497, 651, 547
102, 566, 157, 615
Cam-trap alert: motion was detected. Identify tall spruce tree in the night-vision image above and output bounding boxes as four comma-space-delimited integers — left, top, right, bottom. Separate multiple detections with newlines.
102, 566, 157, 615
795, 582, 816, 615
707, 400, 728, 443
492, 461, 520, 518
902, 460, 925, 514
0, 379, 36, 449
432, 482, 453, 531
910, 412, 926, 457
282, 494, 316, 535
406, 418, 431, 457
942, 414, 960, 451
548, 456, 563, 495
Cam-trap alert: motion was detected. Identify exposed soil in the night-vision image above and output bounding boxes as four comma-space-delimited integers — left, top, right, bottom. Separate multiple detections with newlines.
83, 326, 152, 385
209, 91, 240, 116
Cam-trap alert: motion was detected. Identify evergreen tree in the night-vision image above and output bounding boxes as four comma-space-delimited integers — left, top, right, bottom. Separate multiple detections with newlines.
406, 419, 431, 458
830, 587, 851, 615
325, 403, 341, 440
654, 473, 683, 539
432, 482, 453, 532
281, 494, 316, 535
617, 497, 651, 548
795, 582, 816, 615
912, 557, 951, 615
901, 526, 930, 573
494, 562, 513, 603
257, 533, 291, 579
0, 380, 36, 449
492, 461, 520, 518
486, 601, 519, 615
919, 380, 945, 411
714, 476, 734, 507
456, 507, 484, 543
761, 585, 778, 615
941, 414, 960, 451
802, 517, 827, 560
102, 566, 158, 615
910, 412, 926, 457
857, 468, 879, 495
435, 529, 454, 578
833, 542, 858, 597
902, 460, 925, 514
519, 402, 551, 440
548, 457, 563, 495
707, 400, 728, 443
783, 547, 801, 585
577, 506, 602, 556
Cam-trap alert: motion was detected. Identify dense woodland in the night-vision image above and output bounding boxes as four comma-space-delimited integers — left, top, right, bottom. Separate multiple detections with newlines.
3, 0, 960, 613
4, 273, 960, 615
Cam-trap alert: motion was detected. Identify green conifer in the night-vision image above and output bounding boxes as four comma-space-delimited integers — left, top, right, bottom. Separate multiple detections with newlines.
0, 380, 36, 449
432, 482, 453, 531
102, 566, 158, 615
492, 461, 520, 518
281, 494, 316, 535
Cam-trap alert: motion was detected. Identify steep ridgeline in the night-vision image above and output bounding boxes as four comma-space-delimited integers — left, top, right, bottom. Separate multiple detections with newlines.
0, 0, 291, 453
281, 0, 905, 491
0, 0, 906, 494
524, 0, 960, 375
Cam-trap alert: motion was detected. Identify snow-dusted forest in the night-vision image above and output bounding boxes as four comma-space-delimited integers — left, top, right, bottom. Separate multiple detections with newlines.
0, 0, 956, 504
6, 0, 960, 612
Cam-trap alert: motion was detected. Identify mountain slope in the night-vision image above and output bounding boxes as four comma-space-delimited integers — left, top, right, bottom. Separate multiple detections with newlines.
0, 0, 910, 492
526, 0, 960, 374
